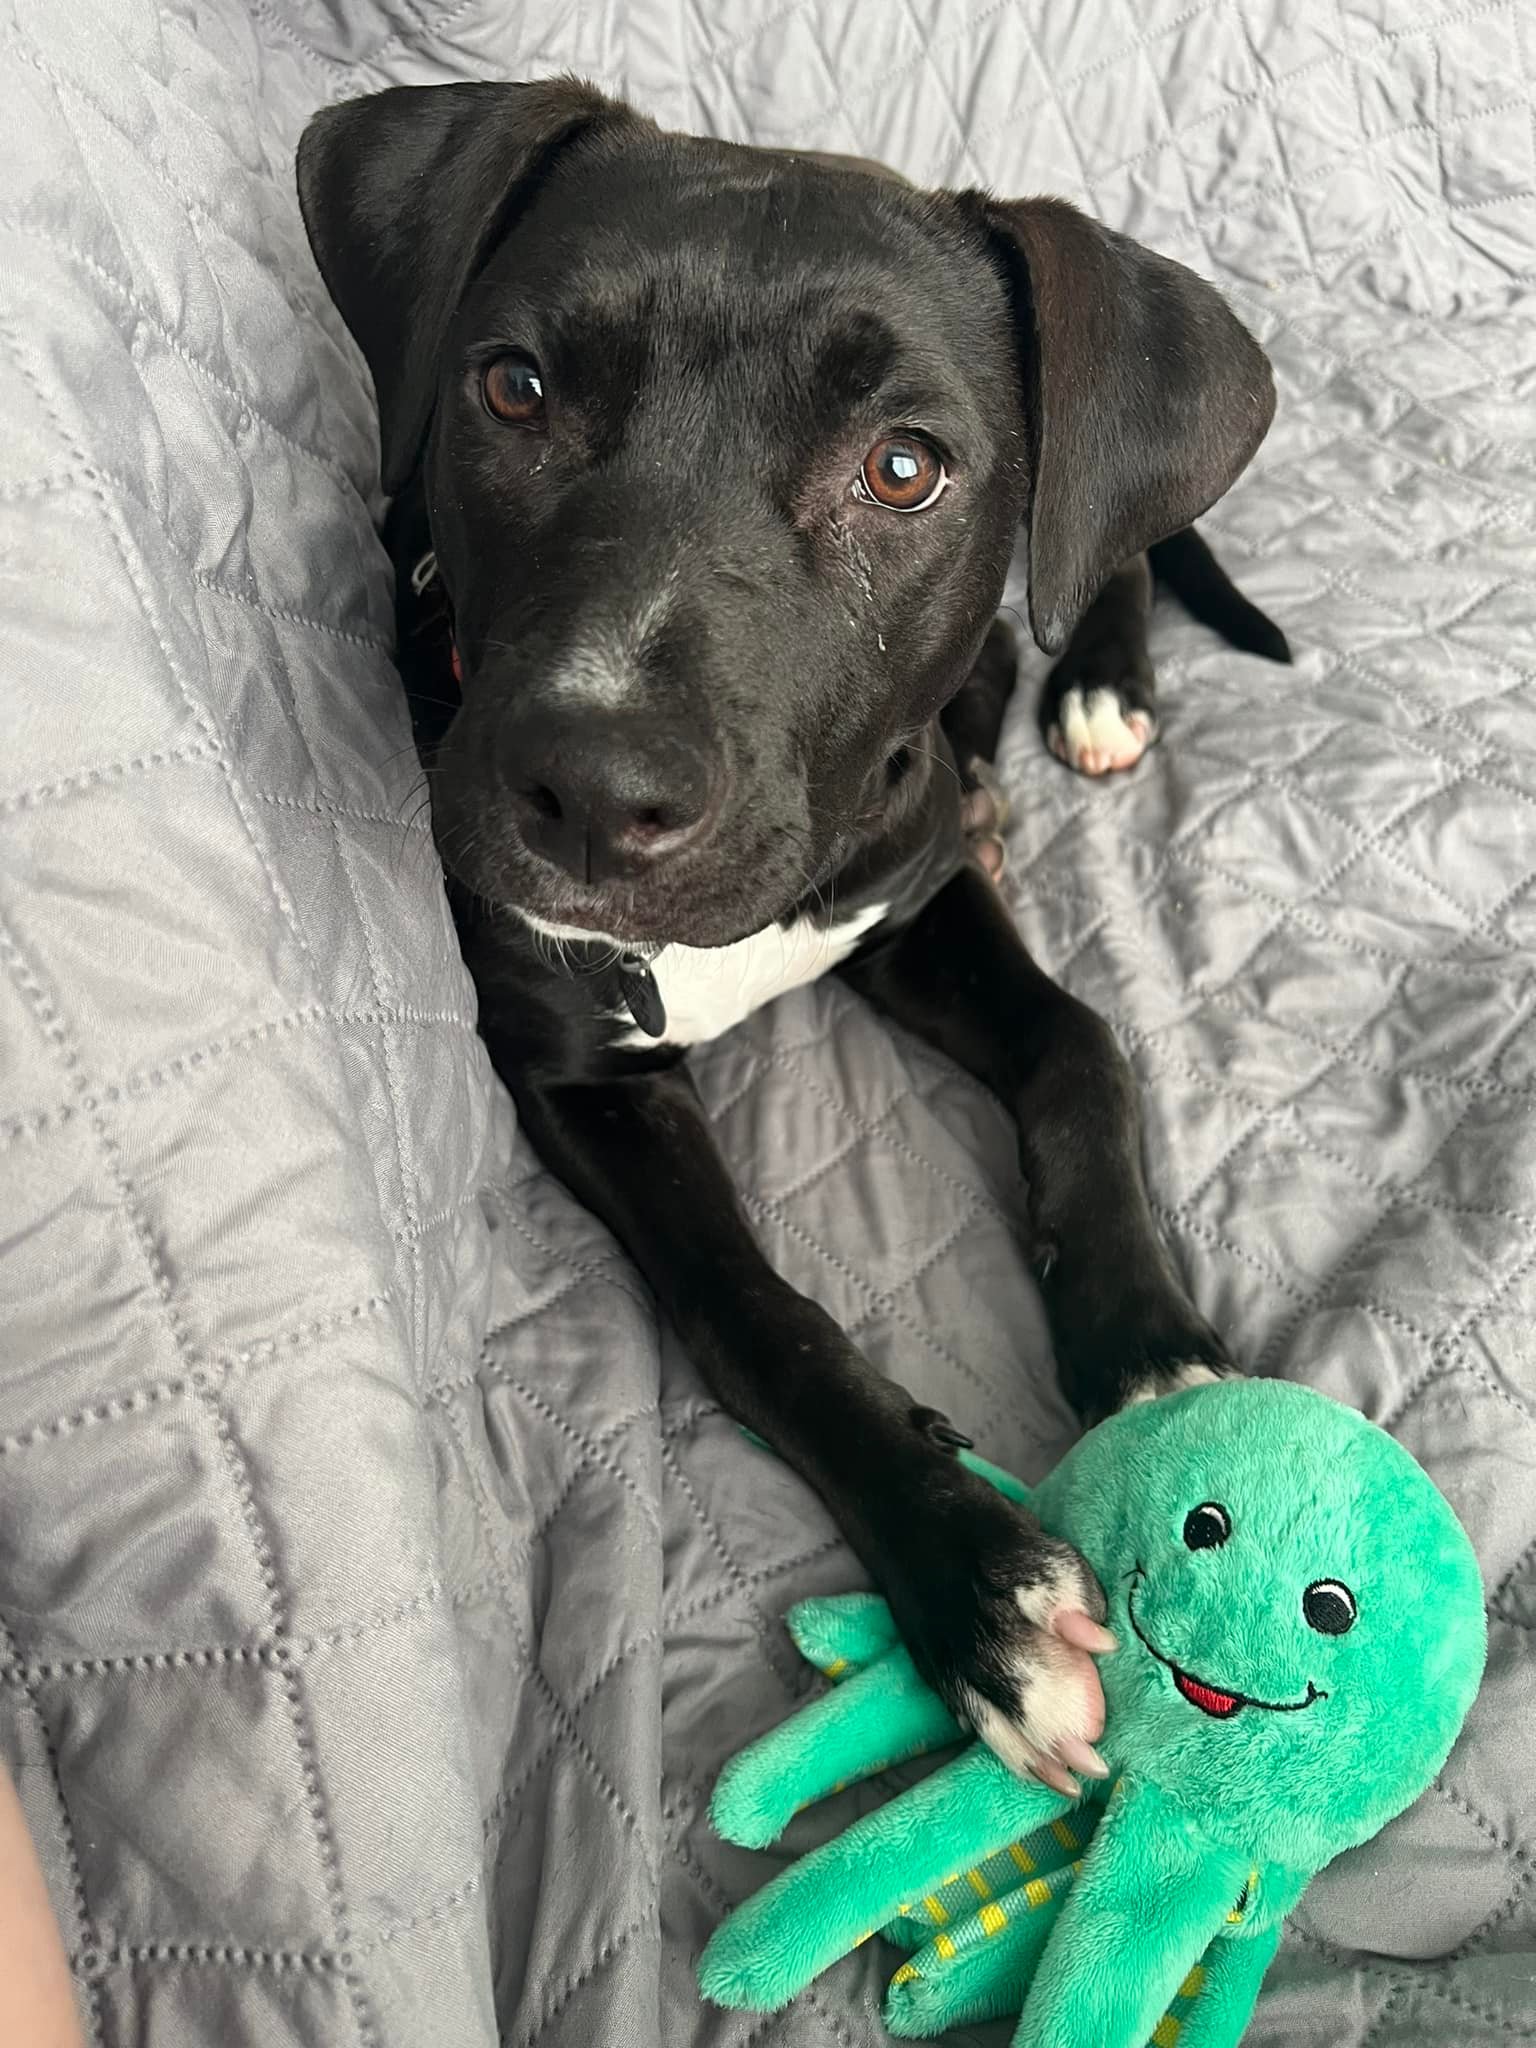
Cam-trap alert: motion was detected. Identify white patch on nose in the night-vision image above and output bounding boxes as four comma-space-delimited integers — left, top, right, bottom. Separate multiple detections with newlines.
546, 632, 643, 709
546, 573, 680, 709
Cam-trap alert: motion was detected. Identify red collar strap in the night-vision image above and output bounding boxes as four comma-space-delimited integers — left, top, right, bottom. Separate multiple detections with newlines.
410, 548, 462, 684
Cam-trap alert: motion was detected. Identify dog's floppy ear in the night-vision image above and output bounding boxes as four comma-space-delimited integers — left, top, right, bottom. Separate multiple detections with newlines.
976, 197, 1275, 655
297, 79, 638, 493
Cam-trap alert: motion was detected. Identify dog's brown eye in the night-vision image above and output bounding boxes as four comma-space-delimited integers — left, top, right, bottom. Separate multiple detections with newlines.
483, 352, 546, 427
857, 434, 947, 512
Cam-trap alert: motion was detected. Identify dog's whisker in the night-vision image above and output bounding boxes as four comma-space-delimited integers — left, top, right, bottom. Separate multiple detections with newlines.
904, 741, 961, 786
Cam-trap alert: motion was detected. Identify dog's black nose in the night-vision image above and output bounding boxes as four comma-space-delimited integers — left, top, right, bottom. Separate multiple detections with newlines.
503, 711, 718, 883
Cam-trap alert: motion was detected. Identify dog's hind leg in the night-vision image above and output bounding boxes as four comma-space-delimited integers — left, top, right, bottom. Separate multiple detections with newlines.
1039, 530, 1290, 780
1038, 554, 1159, 778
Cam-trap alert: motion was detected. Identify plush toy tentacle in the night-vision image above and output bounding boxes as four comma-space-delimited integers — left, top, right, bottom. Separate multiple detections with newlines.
711, 1645, 962, 1850
784, 1592, 905, 1678
956, 1448, 1036, 1506
1010, 1784, 1251, 2048
701, 1745, 1071, 2012
880, 1800, 1097, 1952
883, 1865, 1075, 2038
1170, 1924, 1282, 2048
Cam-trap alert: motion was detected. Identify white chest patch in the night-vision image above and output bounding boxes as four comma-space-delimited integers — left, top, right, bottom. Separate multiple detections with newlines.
595, 905, 888, 1049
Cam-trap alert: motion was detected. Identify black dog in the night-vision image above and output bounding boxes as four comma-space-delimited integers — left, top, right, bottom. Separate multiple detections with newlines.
298, 78, 1289, 1792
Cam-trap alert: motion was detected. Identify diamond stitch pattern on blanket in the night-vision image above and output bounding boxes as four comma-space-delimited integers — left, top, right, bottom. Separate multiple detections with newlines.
1, 2, 1532, 2042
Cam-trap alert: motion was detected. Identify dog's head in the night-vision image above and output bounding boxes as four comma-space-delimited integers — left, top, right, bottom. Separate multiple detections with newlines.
299, 81, 1274, 946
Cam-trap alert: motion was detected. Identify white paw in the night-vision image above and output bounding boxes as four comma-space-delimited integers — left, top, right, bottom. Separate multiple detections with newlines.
1047, 687, 1155, 776
962, 1561, 1114, 1793
962, 1649, 1107, 1794
1121, 1361, 1226, 1408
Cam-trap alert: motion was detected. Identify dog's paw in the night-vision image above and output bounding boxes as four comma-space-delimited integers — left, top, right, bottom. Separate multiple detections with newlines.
1044, 683, 1156, 777
959, 756, 1010, 883
877, 1467, 1115, 1793
1119, 1360, 1230, 1408
957, 1554, 1118, 1792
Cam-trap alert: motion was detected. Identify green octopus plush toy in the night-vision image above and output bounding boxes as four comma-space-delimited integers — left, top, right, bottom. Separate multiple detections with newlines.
698, 1378, 1486, 2048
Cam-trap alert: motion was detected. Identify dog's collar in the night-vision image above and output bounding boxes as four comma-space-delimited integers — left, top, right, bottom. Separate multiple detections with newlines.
516, 922, 668, 1039
614, 954, 667, 1037
411, 551, 463, 683
412, 552, 669, 1039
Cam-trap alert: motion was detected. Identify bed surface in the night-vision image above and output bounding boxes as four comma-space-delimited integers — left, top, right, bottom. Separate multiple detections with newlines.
1, 3, 1533, 2042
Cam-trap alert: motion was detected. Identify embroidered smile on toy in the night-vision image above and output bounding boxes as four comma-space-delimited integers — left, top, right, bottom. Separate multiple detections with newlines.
1125, 1549, 1331, 1720
699, 1379, 1486, 2048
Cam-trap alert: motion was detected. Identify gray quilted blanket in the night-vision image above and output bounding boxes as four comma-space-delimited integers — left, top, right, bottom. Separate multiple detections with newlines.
1, 3, 1532, 2045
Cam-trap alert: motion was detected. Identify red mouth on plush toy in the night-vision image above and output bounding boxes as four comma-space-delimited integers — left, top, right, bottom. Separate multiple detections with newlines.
1127, 1576, 1325, 1719
1171, 1669, 1243, 1718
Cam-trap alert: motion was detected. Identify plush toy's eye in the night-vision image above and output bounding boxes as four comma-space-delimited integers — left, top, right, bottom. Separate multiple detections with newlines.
1183, 1502, 1231, 1550
1303, 1579, 1357, 1635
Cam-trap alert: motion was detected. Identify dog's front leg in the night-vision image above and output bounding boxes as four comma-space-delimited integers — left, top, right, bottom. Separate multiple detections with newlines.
842, 865, 1235, 1423
509, 1059, 1114, 1792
